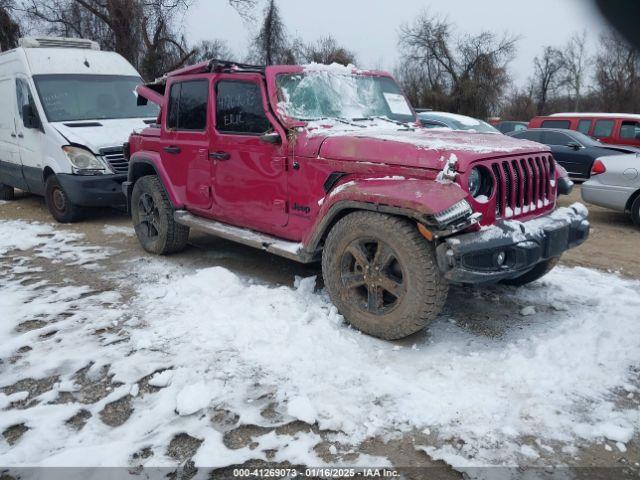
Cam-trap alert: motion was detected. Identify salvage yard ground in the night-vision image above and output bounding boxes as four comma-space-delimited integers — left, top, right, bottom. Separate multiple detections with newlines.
0, 186, 639, 479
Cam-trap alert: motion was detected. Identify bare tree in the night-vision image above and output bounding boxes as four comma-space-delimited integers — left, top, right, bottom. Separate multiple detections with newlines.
560, 32, 590, 111
531, 46, 564, 115
594, 31, 640, 112
192, 39, 234, 63
294, 36, 356, 66
398, 11, 517, 118
253, 0, 292, 65
19, 0, 255, 79
0, 0, 21, 51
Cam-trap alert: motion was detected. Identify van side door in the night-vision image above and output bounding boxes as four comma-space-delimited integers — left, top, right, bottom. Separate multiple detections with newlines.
15, 76, 46, 194
209, 74, 288, 234
0, 76, 27, 190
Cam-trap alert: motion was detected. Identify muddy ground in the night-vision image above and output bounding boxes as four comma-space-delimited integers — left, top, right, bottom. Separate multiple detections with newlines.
1, 187, 639, 478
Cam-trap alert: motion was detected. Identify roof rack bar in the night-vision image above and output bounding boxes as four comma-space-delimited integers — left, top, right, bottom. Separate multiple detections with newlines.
207, 59, 265, 73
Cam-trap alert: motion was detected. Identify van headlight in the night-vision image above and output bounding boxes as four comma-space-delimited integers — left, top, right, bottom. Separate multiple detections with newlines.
62, 146, 108, 174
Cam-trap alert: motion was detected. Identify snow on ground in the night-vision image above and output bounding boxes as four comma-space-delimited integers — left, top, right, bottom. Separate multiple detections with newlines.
101, 225, 135, 237
1, 220, 639, 474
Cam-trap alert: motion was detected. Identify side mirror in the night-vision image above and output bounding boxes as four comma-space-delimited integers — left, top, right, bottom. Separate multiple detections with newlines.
22, 104, 41, 130
260, 131, 282, 145
567, 141, 581, 150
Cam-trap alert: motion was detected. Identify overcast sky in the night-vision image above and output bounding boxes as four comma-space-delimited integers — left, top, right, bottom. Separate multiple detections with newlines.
184, 0, 610, 86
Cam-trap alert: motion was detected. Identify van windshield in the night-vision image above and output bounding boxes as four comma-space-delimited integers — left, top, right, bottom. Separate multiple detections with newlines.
33, 74, 159, 122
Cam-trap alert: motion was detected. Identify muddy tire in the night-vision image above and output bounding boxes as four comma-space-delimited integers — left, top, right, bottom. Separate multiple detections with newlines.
45, 175, 85, 223
631, 195, 640, 227
322, 211, 449, 340
0, 183, 14, 201
502, 257, 560, 287
131, 175, 189, 255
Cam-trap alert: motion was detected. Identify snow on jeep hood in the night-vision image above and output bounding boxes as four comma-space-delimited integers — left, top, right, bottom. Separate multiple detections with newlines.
295, 120, 547, 172
51, 118, 153, 154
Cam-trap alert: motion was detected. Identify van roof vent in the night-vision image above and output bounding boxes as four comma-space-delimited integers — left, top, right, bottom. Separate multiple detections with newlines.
19, 37, 101, 51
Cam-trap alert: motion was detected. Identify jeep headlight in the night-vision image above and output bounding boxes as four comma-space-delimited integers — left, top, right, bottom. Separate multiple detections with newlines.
468, 166, 493, 199
62, 146, 107, 174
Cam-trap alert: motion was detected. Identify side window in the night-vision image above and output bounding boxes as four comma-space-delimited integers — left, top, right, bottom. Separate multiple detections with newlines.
543, 131, 571, 146
620, 121, 640, 140
517, 131, 543, 142
541, 119, 571, 129
15, 78, 35, 122
216, 81, 271, 135
593, 119, 615, 138
166, 80, 209, 131
577, 119, 592, 135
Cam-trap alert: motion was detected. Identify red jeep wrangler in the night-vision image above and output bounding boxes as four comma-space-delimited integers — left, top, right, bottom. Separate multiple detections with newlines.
124, 61, 589, 340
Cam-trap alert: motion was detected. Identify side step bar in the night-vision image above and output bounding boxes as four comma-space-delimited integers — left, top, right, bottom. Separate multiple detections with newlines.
174, 211, 314, 263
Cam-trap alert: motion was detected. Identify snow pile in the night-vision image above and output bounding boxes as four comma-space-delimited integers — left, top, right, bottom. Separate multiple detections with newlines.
101, 225, 135, 237
436, 154, 458, 183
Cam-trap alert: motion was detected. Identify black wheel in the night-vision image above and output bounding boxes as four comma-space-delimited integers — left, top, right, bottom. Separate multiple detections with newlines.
631, 195, 640, 227
131, 175, 189, 255
502, 257, 560, 287
322, 211, 448, 340
44, 175, 85, 223
0, 183, 15, 201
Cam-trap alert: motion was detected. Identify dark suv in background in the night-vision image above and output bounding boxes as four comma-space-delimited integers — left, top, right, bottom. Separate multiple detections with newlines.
508, 128, 639, 180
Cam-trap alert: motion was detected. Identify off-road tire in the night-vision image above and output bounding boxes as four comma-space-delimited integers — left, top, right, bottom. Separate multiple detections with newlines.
131, 175, 189, 255
631, 195, 640, 227
0, 183, 15, 201
322, 211, 449, 340
502, 257, 560, 287
44, 175, 86, 223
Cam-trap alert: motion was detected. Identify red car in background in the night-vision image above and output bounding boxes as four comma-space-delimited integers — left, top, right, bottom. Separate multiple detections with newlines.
529, 113, 640, 147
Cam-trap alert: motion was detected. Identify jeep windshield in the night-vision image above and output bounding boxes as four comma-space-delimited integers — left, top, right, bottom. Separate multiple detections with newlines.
33, 74, 159, 122
276, 71, 416, 124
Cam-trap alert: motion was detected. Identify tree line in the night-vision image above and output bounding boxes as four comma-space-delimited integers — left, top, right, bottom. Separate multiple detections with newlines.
2, 0, 639, 120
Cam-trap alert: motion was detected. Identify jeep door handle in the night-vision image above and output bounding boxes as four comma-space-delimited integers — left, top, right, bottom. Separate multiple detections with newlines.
209, 151, 230, 161
163, 146, 181, 154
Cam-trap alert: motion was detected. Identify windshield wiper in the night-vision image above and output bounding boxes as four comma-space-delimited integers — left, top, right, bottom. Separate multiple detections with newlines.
355, 116, 415, 130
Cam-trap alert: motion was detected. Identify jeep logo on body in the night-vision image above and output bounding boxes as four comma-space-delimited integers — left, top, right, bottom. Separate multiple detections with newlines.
292, 203, 311, 215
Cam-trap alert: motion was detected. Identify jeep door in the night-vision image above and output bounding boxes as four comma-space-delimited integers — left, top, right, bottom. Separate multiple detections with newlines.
162, 77, 213, 212
210, 74, 288, 233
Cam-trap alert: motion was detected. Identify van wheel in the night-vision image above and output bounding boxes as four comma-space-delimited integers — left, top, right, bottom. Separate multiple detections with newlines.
631, 195, 640, 226
0, 183, 15, 201
45, 175, 85, 223
502, 257, 560, 287
131, 175, 189, 255
322, 211, 449, 340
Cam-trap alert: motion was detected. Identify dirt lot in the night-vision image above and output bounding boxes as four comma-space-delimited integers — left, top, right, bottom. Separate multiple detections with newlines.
1, 188, 639, 479
557, 186, 640, 277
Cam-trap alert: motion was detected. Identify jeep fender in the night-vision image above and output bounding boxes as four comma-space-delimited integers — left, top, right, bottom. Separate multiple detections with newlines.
127, 152, 184, 209
303, 177, 469, 251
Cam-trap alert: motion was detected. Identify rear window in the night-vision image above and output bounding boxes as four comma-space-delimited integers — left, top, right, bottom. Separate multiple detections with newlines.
620, 121, 640, 140
167, 80, 209, 131
541, 119, 571, 129
577, 119, 592, 135
593, 119, 615, 138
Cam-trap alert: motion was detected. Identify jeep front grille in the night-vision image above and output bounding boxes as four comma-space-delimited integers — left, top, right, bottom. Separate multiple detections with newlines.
491, 155, 556, 218
100, 147, 128, 174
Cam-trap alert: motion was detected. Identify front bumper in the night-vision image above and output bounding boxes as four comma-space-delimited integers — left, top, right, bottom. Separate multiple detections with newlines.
56, 173, 127, 207
436, 204, 590, 284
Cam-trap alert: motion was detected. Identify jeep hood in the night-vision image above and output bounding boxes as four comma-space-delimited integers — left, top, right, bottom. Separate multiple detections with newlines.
294, 126, 547, 172
51, 118, 154, 154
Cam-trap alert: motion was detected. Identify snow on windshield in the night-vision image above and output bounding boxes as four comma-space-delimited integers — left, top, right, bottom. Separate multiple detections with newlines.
276, 63, 415, 123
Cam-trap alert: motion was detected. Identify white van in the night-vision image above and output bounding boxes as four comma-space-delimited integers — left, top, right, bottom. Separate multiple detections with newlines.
0, 37, 158, 222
